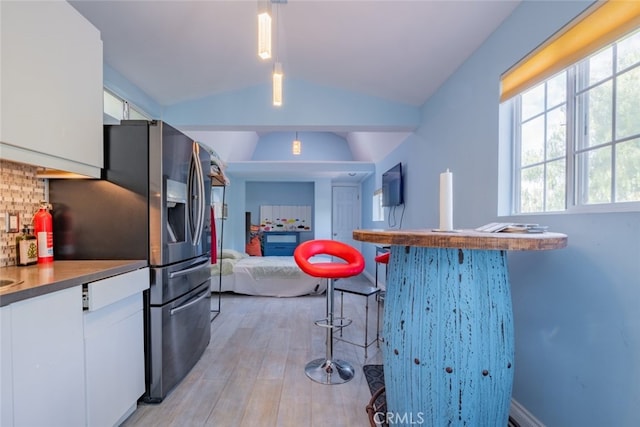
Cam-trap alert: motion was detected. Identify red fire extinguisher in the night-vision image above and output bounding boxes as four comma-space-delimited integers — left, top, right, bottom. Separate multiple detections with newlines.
33, 201, 54, 263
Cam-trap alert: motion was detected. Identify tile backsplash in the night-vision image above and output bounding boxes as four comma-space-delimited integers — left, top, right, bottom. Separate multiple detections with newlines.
0, 159, 46, 267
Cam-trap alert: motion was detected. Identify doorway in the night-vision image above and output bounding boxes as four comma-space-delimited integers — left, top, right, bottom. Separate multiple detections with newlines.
332, 185, 361, 251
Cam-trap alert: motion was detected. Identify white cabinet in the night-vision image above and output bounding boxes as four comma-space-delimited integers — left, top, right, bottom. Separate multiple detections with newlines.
10, 286, 86, 427
0, 267, 149, 427
0, 306, 13, 427
84, 268, 149, 426
0, 0, 103, 177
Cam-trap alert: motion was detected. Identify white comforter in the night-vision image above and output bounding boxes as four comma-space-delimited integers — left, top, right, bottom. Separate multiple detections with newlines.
210, 255, 327, 297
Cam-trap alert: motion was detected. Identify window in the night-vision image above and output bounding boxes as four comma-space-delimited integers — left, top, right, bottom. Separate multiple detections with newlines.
510, 28, 640, 213
372, 189, 384, 221
103, 89, 150, 123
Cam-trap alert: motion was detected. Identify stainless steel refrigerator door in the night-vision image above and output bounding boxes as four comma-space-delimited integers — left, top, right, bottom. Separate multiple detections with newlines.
147, 122, 211, 267
146, 280, 211, 402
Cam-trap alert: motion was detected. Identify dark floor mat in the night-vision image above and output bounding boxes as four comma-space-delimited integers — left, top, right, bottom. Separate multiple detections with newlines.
363, 364, 384, 394
363, 364, 386, 412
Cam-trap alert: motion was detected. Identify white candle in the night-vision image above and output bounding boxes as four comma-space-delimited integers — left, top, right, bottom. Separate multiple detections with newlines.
439, 169, 453, 231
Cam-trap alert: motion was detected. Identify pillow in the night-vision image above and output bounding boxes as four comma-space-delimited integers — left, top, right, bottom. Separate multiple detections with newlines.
211, 259, 235, 276
245, 236, 262, 256
220, 249, 248, 260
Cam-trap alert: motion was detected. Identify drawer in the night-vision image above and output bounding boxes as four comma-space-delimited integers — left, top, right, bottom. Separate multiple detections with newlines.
264, 245, 296, 256
263, 232, 299, 256
264, 233, 298, 244
85, 268, 149, 312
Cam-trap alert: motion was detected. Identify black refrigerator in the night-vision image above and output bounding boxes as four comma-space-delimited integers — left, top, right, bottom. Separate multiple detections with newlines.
50, 120, 212, 402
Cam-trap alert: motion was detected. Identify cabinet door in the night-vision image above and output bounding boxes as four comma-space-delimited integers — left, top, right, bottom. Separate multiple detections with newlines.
0, 306, 13, 427
84, 268, 148, 425
11, 286, 86, 427
0, 1, 103, 177
85, 294, 145, 427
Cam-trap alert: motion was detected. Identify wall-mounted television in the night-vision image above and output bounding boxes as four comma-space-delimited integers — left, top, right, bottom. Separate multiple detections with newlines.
382, 162, 404, 207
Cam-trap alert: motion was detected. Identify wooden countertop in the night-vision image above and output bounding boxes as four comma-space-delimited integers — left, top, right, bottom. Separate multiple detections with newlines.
0, 260, 148, 307
353, 229, 567, 251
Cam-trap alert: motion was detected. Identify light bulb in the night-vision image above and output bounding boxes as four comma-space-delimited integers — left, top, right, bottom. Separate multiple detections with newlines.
273, 62, 283, 106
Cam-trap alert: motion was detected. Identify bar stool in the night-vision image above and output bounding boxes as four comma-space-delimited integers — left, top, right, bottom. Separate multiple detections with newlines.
333, 250, 389, 358
294, 239, 365, 384
374, 251, 390, 302
334, 280, 380, 359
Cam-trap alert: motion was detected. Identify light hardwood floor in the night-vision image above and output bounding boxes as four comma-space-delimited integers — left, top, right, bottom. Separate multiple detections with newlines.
122, 275, 383, 427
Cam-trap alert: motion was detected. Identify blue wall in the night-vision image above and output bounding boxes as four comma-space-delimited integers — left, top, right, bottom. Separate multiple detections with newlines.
162, 78, 420, 130
219, 175, 333, 253
103, 64, 163, 119
245, 181, 315, 243
252, 131, 353, 161
360, 1, 640, 425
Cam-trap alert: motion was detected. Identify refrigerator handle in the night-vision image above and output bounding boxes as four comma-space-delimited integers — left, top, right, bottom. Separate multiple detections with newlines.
194, 143, 206, 244
169, 288, 209, 316
198, 146, 209, 242
168, 258, 209, 279
189, 143, 206, 246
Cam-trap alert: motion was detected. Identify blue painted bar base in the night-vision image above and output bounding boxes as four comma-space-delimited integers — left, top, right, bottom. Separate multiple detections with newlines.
383, 246, 514, 426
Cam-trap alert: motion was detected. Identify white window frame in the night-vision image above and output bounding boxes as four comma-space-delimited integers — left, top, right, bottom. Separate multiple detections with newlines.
508, 29, 640, 215
372, 188, 384, 222
103, 88, 150, 122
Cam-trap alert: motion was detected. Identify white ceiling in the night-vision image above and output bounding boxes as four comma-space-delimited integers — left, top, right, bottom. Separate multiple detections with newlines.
70, 0, 520, 178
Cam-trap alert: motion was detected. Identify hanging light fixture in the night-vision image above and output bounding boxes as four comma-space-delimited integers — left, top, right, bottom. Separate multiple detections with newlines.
273, 61, 283, 106
257, 1, 271, 60
292, 132, 301, 155
271, 1, 288, 106
257, 0, 287, 107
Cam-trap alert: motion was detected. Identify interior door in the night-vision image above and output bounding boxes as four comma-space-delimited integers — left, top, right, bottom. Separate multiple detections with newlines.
331, 185, 361, 250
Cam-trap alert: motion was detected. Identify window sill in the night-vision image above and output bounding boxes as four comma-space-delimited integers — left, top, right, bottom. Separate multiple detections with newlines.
501, 201, 639, 217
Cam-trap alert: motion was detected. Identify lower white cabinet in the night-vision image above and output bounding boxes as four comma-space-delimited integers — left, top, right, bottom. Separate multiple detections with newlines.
83, 268, 149, 427
1, 305, 14, 427
11, 286, 86, 427
84, 294, 145, 426
0, 267, 149, 427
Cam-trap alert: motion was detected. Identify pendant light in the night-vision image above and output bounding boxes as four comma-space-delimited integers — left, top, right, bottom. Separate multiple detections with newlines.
292, 132, 301, 155
273, 62, 283, 106
258, 0, 287, 107
257, 1, 271, 60
271, 1, 284, 106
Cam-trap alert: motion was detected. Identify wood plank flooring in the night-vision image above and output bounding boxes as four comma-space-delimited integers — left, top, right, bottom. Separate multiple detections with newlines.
122, 275, 383, 427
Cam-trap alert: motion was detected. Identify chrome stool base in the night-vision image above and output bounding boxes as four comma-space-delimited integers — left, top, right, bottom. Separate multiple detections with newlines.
305, 358, 355, 384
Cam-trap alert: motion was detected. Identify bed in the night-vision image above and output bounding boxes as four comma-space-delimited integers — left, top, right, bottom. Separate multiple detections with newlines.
210, 249, 327, 297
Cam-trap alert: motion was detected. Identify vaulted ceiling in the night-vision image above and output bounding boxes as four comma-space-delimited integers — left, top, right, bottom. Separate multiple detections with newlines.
71, 0, 520, 179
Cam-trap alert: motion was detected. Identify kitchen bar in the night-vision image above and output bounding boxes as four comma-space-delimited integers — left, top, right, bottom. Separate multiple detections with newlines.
353, 228, 567, 426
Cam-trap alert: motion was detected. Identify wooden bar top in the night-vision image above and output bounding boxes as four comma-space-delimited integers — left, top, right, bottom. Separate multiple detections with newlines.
353, 229, 567, 251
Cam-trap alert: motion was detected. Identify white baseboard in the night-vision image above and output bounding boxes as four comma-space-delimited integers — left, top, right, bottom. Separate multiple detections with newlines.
362, 269, 375, 284
510, 398, 545, 427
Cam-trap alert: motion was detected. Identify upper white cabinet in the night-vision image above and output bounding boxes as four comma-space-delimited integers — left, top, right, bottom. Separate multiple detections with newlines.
0, 0, 103, 177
